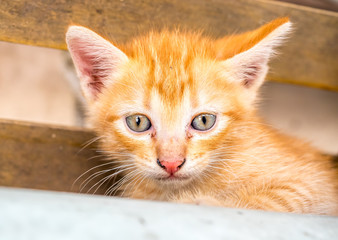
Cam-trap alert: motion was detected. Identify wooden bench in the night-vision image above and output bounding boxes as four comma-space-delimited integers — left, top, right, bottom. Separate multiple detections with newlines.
0, 0, 337, 193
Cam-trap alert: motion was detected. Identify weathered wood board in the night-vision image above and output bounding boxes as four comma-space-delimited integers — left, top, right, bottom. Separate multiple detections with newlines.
0, 0, 337, 90
0, 119, 104, 193
272, 0, 338, 12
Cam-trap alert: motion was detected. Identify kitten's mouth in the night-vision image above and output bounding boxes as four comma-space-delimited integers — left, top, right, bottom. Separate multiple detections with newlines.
156, 175, 190, 182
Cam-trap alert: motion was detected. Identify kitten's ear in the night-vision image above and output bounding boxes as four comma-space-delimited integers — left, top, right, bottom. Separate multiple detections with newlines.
220, 17, 292, 93
66, 26, 128, 101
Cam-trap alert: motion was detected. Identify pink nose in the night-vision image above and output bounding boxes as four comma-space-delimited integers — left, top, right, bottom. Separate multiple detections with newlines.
157, 159, 186, 174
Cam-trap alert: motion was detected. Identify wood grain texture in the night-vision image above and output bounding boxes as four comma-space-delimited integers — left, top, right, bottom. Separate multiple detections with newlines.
273, 0, 338, 12
0, 119, 105, 193
0, 0, 337, 90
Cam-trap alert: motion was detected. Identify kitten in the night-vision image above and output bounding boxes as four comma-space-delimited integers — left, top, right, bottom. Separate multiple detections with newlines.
66, 17, 338, 215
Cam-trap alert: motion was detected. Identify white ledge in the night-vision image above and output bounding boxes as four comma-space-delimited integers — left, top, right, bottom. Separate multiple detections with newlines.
0, 187, 337, 240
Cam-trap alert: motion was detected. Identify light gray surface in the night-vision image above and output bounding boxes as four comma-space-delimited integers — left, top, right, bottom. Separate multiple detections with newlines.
0, 187, 337, 240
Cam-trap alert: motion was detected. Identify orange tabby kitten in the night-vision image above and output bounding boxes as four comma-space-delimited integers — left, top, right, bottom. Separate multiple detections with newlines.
66, 17, 338, 215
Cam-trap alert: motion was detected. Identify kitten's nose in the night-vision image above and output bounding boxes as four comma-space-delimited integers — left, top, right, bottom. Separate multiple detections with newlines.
157, 159, 186, 174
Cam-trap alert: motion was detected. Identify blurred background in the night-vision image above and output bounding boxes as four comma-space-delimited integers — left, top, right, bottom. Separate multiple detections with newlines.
0, 0, 337, 155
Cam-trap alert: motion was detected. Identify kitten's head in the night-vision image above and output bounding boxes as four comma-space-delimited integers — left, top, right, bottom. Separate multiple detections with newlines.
66, 18, 291, 189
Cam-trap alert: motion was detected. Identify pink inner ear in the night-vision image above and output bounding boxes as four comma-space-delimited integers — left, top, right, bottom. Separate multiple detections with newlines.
71, 41, 109, 97
67, 26, 129, 100
242, 64, 261, 88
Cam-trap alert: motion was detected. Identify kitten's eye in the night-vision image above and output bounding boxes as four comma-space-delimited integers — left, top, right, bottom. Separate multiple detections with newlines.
126, 114, 152, 132
191, 114, 216, 131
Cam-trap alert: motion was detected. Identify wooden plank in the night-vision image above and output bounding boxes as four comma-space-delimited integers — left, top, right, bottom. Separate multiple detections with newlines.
272, 0, 338, 12
0, 119, 106, 193
0, 0, 337, 90
0, 0, 337, 91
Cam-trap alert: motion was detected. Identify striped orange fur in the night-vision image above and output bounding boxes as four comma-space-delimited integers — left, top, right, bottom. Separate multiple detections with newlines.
66, 18, 338, 215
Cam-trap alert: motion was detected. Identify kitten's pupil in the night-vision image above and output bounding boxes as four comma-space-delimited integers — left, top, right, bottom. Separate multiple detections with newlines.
136, 116, 141, 126
202, 116, 207, 125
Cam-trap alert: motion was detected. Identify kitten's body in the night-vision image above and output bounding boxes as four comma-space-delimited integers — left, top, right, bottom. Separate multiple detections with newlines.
66, 18, 338, 215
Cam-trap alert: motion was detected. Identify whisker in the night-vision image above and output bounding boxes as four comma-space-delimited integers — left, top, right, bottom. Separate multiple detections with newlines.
110, 171, 141, 196
72, 161, 115, 188
77, 136, 104, 154
80, 166, 135, 192
120, 171, 144, 197
105, 169, 139, 196
90, 166, 137, 194
128, 171, 150, 197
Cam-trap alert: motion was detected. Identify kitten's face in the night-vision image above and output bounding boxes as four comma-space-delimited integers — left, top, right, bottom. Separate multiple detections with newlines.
66, 18, 291, 188
93, 50, 241, 186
